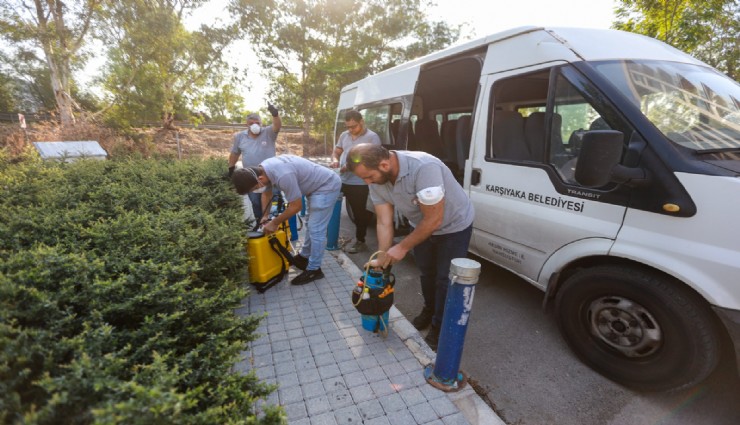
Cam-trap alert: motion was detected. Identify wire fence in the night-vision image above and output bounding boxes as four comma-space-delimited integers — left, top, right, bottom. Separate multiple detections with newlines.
0, 112, 55, 123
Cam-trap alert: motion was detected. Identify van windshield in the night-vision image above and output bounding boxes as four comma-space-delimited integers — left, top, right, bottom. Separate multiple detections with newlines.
592, 61, 740, 152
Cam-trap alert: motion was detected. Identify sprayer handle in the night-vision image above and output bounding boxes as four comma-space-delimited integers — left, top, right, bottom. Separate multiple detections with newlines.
382, 265, 392, 280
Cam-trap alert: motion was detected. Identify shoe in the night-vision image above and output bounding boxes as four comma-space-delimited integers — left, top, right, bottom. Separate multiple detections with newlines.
345, 240, 367, 254
292, 254, 308, 271
291, 268, 324, 286
425, 324, 440, 351
412, 307, 433, 330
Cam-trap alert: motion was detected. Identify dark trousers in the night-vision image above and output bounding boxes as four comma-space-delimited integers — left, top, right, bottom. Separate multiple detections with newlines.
342, 183, 371, 243
413, 224, 473, 327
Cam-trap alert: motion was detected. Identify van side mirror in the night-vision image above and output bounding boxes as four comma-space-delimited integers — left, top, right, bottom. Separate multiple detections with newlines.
574, 130, 624, 188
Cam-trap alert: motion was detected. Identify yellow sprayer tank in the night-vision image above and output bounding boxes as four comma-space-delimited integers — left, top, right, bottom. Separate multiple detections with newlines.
247, 228, 292, 291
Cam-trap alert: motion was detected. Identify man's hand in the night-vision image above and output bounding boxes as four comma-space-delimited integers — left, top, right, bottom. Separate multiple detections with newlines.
267, 103, 279, 117
262, 219, 278, 234
228, 165, 235, 177
383, 244, 409, 267
365, 245, 408, 269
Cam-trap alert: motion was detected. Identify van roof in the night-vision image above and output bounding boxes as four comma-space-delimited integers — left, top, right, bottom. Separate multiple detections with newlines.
340, 26, 704, 93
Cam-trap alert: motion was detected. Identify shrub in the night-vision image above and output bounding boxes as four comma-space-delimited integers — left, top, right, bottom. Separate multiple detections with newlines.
0, 157, 285, 424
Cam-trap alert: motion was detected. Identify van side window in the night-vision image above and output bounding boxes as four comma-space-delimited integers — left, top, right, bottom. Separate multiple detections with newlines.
359, 105, 393, 145
551, 71, 611, 183
489, 69, 549, 162
338, 103, 402, 146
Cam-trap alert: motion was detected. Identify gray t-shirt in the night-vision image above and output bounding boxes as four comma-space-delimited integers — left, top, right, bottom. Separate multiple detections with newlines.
336, 128, 381, 185
231, 126, 278, 166
369, 151, 474, 235
261, 155, 341, 202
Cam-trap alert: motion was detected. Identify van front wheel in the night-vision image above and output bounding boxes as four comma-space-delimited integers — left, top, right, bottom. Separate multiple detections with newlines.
555, 266, 720, 392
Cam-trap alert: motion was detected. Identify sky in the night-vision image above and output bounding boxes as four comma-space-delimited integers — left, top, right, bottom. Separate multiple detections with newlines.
221, 0, 618, 110
81, 0, 619, 112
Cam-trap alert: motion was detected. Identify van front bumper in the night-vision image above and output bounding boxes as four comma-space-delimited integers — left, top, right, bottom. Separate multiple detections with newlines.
713, 305, 740, 374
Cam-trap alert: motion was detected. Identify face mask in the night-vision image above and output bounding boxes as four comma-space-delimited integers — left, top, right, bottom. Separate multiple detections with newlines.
252, 182, 267, 193
249, 123, 262, 134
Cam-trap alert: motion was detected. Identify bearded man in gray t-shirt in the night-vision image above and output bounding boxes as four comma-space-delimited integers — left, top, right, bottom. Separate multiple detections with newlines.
347, 143, 474, 351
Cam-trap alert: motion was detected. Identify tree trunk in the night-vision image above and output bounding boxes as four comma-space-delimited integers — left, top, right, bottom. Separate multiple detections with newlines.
34, 0, 77, 126
302, 114, 311, 157
47, 57, 76, 126
162, 81, 177, 130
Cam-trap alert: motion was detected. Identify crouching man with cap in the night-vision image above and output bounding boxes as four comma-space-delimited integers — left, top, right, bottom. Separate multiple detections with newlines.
232, 155, 341, 286
346, 144, 474, 350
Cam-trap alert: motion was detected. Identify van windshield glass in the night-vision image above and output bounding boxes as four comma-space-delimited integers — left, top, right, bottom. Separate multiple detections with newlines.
592, 61, 740, 152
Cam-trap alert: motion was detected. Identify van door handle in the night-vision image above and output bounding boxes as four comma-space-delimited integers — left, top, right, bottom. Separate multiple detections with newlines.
471, 169, 481, 186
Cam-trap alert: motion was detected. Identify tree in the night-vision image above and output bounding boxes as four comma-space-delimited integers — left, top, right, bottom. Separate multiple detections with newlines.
614, 0, 739, 80
0, 47, 56, 112
0, 71, 15, 111
235, 0, 464, 140
0, 0, 104, 125
99, 0, 250, 129
201, 78, 246, 123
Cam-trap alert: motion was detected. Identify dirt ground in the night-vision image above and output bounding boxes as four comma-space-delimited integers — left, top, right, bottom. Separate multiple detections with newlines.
0, 121, 332, 161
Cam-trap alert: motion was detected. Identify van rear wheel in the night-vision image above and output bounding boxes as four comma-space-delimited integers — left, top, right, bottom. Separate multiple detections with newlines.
555, 265, 720, 392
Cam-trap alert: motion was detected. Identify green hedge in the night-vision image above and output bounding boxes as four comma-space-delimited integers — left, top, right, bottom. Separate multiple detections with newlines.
0, 154, 284, 424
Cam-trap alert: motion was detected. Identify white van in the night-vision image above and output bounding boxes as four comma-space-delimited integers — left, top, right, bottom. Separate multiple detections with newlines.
334, 26, 740, 392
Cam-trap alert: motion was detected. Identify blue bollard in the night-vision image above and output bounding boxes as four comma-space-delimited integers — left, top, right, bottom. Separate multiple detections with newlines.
325, 195, 343, 250
424, 258, 481, 392
288, 215, 298, 241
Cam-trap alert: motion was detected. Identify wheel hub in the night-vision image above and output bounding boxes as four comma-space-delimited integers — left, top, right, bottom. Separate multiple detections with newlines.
588, 296, 662, 358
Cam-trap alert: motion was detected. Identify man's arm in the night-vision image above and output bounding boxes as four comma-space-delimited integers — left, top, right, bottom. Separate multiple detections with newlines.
381, 199, 445, 268
375, 203, 394, 251
372, 202, 395, 268
331, 146, 343, 169
228, 152, 240, 168
259, 189, 273, 222
271, 114, 282, 133
268, 103, 282, 133
263, 198, 301, 234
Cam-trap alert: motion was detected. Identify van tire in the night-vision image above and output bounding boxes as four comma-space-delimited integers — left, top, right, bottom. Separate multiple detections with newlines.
554, 265, 720, 392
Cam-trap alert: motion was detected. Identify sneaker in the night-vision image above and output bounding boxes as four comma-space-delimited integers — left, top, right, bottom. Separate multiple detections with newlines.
291, 268, 324, 286
412, 307, 433, 330
345, 240, 367, 254
425, 324, 440, 351
292, 254, 308, 271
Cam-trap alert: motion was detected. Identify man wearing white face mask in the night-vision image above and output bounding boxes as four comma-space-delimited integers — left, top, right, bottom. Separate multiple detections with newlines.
228, 103, 282, 218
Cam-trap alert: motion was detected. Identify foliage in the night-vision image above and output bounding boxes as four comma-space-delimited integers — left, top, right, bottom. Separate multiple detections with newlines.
0, 0, 105, 125
233, 0, 465, 137
614, 0, 740, 80
0, 70, 15, 111
201, 77, 247, 123
0, 157, 285, 424
99, 0, 246, 129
